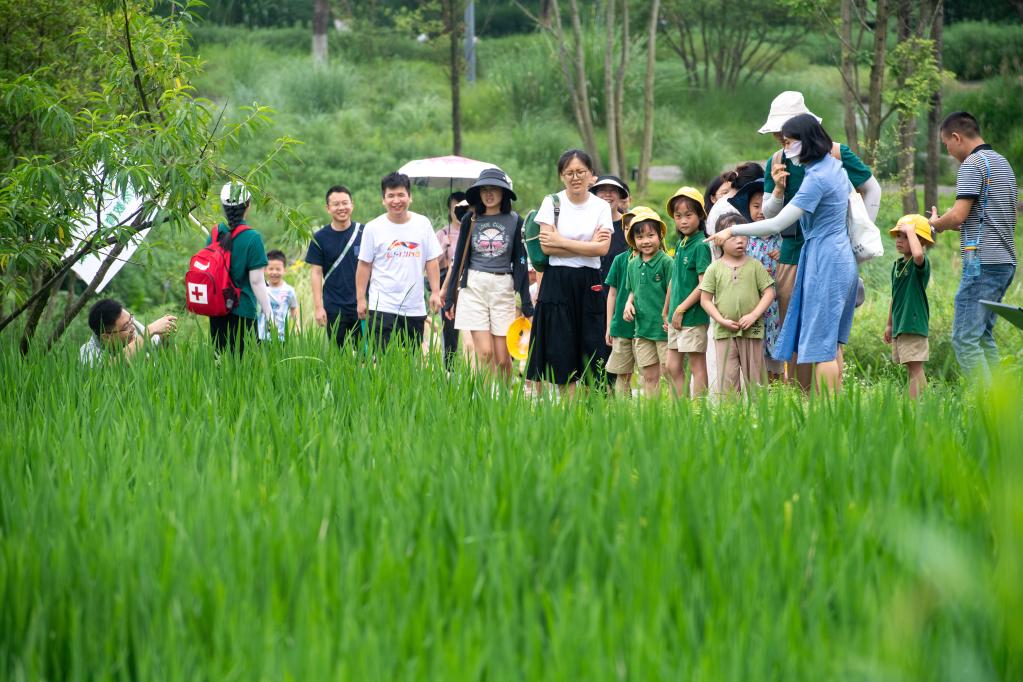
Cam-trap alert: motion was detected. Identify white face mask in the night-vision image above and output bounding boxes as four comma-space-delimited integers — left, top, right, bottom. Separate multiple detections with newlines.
785, 140, 803, 166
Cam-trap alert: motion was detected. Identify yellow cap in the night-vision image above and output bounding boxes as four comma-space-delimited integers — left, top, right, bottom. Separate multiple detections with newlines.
889, 214, 934, 244
665, 186, 706, 217
505, 316, 532, 360
622, 205, 667, 249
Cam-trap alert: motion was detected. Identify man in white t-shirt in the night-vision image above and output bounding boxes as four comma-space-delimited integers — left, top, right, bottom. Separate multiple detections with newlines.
356, 172, 443, 351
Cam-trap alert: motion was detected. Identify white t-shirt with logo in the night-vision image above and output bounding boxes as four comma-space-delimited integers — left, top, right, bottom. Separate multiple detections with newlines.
535, 190, 612, 269
359, 211, 442, 316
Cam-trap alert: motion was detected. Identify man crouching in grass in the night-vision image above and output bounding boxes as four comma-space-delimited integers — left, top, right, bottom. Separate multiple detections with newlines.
80, 298, 177, 366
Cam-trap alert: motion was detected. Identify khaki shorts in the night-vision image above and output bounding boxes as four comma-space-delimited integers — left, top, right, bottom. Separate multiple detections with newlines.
775, 263, 798, 325
667, 324, 709, 353
633, 338, 667, 368
892, 333, 929, 363
607, 336, 636, 374
715, 336, 765, 394
454, 270, 516, 336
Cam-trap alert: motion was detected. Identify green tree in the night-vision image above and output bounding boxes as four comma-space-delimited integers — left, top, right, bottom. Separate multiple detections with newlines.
0, 0, 304, 350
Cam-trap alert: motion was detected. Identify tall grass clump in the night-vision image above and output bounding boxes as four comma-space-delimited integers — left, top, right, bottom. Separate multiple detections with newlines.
1, 334, 1021, 680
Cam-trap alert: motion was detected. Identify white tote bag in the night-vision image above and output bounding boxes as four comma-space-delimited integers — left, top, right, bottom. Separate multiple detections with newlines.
847, 187, 883, 263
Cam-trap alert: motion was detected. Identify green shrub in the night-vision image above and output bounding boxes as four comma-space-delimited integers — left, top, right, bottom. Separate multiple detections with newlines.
944, 22, 1023, 81
944, 76, 1023, 173
278, 62, 352, 115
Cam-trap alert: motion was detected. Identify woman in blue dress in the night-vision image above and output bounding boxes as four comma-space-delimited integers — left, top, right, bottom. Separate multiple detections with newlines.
708, 114, 858, 393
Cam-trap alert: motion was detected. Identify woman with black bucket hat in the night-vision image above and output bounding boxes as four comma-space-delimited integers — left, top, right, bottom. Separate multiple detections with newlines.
526, 149, 613, 393
442, 168, 533, 380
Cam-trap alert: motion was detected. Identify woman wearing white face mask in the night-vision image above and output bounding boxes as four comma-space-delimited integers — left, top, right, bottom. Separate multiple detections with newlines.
709, 114, 858, 395
757, 91, 880, 390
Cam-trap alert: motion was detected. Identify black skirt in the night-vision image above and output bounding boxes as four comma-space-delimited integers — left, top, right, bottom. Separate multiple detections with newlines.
526, 265, 607, 384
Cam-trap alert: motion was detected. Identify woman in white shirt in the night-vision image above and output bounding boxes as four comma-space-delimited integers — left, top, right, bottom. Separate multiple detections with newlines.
526, 149, 613, 390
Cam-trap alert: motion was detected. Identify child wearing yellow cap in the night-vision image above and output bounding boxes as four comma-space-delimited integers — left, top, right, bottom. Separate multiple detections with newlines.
663, 187, 712, 398
884, 214, 934, 399
622, 207, 672, 397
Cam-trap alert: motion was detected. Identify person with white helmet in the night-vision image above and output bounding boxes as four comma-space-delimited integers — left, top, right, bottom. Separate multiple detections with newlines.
757, 91, 881, 390
209, 181, 274, 354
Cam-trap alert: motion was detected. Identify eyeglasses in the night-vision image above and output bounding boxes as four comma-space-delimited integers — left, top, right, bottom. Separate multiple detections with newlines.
107, 314, 135, 336
561, 170, 590, 179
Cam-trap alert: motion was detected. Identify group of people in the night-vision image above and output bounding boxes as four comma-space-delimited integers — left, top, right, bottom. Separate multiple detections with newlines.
81, 91, 1018, 399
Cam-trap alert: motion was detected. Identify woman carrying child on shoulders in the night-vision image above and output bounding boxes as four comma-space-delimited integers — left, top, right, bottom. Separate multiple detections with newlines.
527, 149, 613, 392
443, 168, 533, 380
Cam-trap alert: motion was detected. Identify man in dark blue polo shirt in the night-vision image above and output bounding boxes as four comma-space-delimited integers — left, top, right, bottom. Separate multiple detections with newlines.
307, 185, 364, 349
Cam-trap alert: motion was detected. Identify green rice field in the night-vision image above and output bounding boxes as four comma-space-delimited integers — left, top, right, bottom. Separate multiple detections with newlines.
2, 338, 1021, 681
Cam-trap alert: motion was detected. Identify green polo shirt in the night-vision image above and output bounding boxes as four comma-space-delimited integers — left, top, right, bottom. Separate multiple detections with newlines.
890, 254, 930, 337
604, 250, 635, 339
207, 224, 268, 319
626, 250, 671, 341
764, 144, 872, 264
669, 234, 712, 327
699, 258, 775, 340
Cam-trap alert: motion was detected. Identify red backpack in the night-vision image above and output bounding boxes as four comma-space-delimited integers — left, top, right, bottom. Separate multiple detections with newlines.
185, 223, 250, 317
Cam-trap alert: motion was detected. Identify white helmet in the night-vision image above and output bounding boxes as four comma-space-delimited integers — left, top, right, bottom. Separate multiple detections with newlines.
220, 181, 251, 207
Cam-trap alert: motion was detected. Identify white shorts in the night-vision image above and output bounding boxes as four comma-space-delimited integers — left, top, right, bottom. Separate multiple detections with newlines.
454, 270, 516, 336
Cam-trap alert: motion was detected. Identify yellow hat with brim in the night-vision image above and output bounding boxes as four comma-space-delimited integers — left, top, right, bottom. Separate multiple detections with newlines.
506, 316, 532, 361
889, 214, 934, 244
622, 206, 667, 249
665, 186, 706, 218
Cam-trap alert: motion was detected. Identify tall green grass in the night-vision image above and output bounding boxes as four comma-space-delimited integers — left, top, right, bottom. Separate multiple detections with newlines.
2, 337, 1021, 680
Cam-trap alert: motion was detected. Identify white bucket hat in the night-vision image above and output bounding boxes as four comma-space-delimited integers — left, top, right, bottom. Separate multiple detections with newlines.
758, 91, 822, 134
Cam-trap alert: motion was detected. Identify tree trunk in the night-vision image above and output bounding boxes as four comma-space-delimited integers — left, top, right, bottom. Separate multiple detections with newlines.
604, 0, 620, 176
864, 0, 890, 165
924, 0, 943, 211
312, 0, 329, 66
840, 0, 860, 153
637, 0, 660, 196
895, 0, 918, 214
613, 0, 628, 178
566, 0, 601, 168
19, 276, 54, 355
46, 241, 127, 351
448, 0, 462, 155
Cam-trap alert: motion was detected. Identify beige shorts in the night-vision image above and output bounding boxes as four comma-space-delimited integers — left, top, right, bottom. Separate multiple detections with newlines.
607, 336, 636, 374
775, 263, 798, 325
633, 338, 667, 368
454, 270, 516, 336
892, 333, 929, 363
667, 324, 709, 353
715, 336, 766, 394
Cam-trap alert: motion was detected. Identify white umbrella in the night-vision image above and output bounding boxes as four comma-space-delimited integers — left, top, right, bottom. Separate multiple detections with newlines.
397, 155, 499, 189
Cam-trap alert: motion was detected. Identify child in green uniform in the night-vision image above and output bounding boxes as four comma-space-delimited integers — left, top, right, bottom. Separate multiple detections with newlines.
605, 230, 636, 396
663, 187, 712, 398
884, 214, 933, 399
700, 215, 776, 395
622, 207, 672, 397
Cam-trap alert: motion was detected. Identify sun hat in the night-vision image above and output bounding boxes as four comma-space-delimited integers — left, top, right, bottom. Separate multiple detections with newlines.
622, 205, 667, 249
726, 179, 765, 222
758, 91, 822, 135
220, 181, 251, 207
589, 175, 631, 199
665, 186, 706, 217
889, 214, 935, 244
466, 168, 516, 204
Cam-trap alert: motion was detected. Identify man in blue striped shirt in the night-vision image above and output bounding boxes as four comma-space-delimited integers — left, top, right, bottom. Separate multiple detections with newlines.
930, 111, 1018, 379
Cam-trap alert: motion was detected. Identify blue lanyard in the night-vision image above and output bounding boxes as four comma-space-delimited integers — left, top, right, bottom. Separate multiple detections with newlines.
975, 154, 991, 244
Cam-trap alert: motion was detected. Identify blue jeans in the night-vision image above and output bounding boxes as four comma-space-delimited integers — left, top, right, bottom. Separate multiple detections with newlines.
951, 263, 1016, 378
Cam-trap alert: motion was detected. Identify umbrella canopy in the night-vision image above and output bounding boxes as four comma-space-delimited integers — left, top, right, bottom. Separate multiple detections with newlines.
397, 155, 498, 189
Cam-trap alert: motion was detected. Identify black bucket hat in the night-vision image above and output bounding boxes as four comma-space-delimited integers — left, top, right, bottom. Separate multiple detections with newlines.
466, 168, 516, 204
589, 175, 631, 199
726, 178, 765, 222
